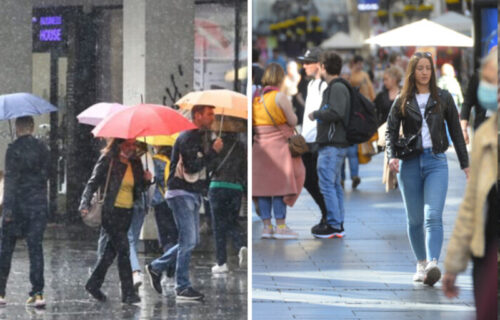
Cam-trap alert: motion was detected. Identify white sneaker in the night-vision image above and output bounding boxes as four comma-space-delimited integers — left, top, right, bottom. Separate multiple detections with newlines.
413, 261, 427, 282
273, 225, 299, 239
424, 259, 441, 286
0, 296, 5, 306
238, 247, 247, 268
211, 263, 229, 274
133, 271, 143, 290
261, 225, 274, 239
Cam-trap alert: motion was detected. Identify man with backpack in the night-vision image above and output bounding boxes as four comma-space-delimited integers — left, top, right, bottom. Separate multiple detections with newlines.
308, 51, 350, 238
308, 51, 377, 238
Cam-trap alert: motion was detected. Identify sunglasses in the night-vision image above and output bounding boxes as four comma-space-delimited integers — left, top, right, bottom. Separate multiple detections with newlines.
413, 52, 432, 58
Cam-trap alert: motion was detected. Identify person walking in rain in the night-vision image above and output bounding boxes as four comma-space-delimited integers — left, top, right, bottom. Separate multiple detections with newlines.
146, 105, 222, 301
209, 132, 247, 273
0, 116, 50, 308
80, 138, 152, 304
386, 52, 469, 286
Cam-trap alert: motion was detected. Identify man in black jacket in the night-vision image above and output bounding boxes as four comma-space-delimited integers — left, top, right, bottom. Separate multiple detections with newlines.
147, 105, 222, 301
308, 51, 350, 239
0, 116, 50, 308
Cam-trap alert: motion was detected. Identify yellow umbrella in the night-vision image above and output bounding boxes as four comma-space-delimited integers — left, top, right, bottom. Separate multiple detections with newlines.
138, 133, 179, 146
176, 89, 247, 119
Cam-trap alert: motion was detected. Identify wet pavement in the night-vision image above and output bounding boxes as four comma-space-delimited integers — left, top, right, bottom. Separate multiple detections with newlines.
0, 226, 247, 319
253, 149, 475, 320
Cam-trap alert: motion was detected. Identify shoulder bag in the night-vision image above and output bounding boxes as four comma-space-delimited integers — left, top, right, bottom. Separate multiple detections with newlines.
261, 94, 309, 157
393, 112, 429, 160
84, 159, 113, 228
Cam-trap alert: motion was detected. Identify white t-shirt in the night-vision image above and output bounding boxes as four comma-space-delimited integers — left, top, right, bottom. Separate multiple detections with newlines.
416, 93, 433, 149
302, 79, 327, 143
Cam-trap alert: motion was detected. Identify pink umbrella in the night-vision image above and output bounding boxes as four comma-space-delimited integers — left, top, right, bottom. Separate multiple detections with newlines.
77, 102, 128, 126
92, 104, 197, 139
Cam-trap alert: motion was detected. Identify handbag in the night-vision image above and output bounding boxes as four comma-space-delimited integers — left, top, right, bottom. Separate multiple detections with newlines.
393, 113, 429, 160
260, 94, 309, 157
84, 160, 113, 228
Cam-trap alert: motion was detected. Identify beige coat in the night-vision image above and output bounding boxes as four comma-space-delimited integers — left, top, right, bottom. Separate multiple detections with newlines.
444, 115, 498, 274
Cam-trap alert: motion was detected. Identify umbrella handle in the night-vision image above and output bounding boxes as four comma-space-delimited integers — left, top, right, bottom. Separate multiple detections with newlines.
8, 120, 13, 141
218, 112, 224, 138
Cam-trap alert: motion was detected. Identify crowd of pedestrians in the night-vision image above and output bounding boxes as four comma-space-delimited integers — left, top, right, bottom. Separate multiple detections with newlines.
253, 44, 497, 318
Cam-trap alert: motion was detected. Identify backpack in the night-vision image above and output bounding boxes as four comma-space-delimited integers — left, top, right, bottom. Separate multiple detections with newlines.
332, 78, 378, 144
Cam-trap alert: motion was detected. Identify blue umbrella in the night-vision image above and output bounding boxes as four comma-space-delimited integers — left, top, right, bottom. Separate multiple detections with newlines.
0, 92, 58, 120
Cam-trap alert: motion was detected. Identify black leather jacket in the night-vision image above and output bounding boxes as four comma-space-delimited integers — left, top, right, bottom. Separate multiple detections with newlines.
79, 153, 146, 215
386, 89, 469, 169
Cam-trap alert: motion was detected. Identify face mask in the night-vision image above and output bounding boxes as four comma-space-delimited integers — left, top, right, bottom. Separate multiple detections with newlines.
477, 80, 498, 111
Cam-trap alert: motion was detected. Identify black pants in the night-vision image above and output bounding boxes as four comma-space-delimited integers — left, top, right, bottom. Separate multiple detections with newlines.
86, 207, 134, 297
472, 184, 498, 320
302, 150, 327, 221
0, 210, 47, 297
208, 188, 246, 265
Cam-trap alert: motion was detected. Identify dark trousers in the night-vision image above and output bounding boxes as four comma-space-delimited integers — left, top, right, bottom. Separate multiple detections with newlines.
154, 201, 179, 252
302, 150, 327, 222
208, 188, 246, 265
472, 185, 498, 320
86, 207, 134, 297
0, 210, 47, 297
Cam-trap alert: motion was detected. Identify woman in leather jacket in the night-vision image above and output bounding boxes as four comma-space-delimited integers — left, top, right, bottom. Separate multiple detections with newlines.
385, 52, 469, 287
79, 138, 152, 304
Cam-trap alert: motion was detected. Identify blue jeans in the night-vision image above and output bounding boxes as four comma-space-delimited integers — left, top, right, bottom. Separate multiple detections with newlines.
257, 197, 286, 221
341, 144, 359, 180
127, 201, 146, 272
96, 198, 146, 272
317, 146, 348, 229
0, 210, 47, 297
153, 201, 178, 253
151, 194, 201, 291
209, 188, 245, 265
397, 149, 448, 261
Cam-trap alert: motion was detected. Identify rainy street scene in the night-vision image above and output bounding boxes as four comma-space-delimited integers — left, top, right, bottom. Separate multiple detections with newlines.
252, 0, 498, 319
0, 1, 248, 319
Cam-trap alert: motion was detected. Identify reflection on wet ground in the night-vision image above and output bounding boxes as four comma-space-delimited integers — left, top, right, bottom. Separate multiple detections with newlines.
0, 229, 247, 319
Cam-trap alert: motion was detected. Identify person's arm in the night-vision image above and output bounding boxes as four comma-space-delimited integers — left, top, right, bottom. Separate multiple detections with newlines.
444, 93, 469, 171
179, 134, 222, 174
385, 98, 402, 171
2, 145, 20, 220
79, 154, 109, 212
276, 92, 298, 126
312, 83, 349, 123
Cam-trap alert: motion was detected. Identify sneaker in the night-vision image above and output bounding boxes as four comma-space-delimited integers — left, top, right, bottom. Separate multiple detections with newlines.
122, 293, 141, 304
176, 287, 204, 301
238, 247, 247, 268
311, 221, 329, 236
273, 225, 299, 239
352, 176, 361, 189
424, 259, 441, 286
312, 224, 344, 239
261, 225, 274, 239
133, 271, 143, 290
211, 263, 229, 274
146, 264, 163, 294
26, 294, 45, 308
413, 261, 427, 282
85, 284, 107, 302
0, 296, 5, 306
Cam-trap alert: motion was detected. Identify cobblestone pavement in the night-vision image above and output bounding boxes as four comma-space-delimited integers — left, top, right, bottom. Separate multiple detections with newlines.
252, 150, 475, 320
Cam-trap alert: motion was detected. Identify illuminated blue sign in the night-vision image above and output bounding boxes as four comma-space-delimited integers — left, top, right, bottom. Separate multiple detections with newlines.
358, 0, 379, 11
40, 16, 62, 26
39, 29, 62, 41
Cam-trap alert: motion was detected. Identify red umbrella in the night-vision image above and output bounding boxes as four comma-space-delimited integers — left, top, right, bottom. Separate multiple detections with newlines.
92, 104, 197, 138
